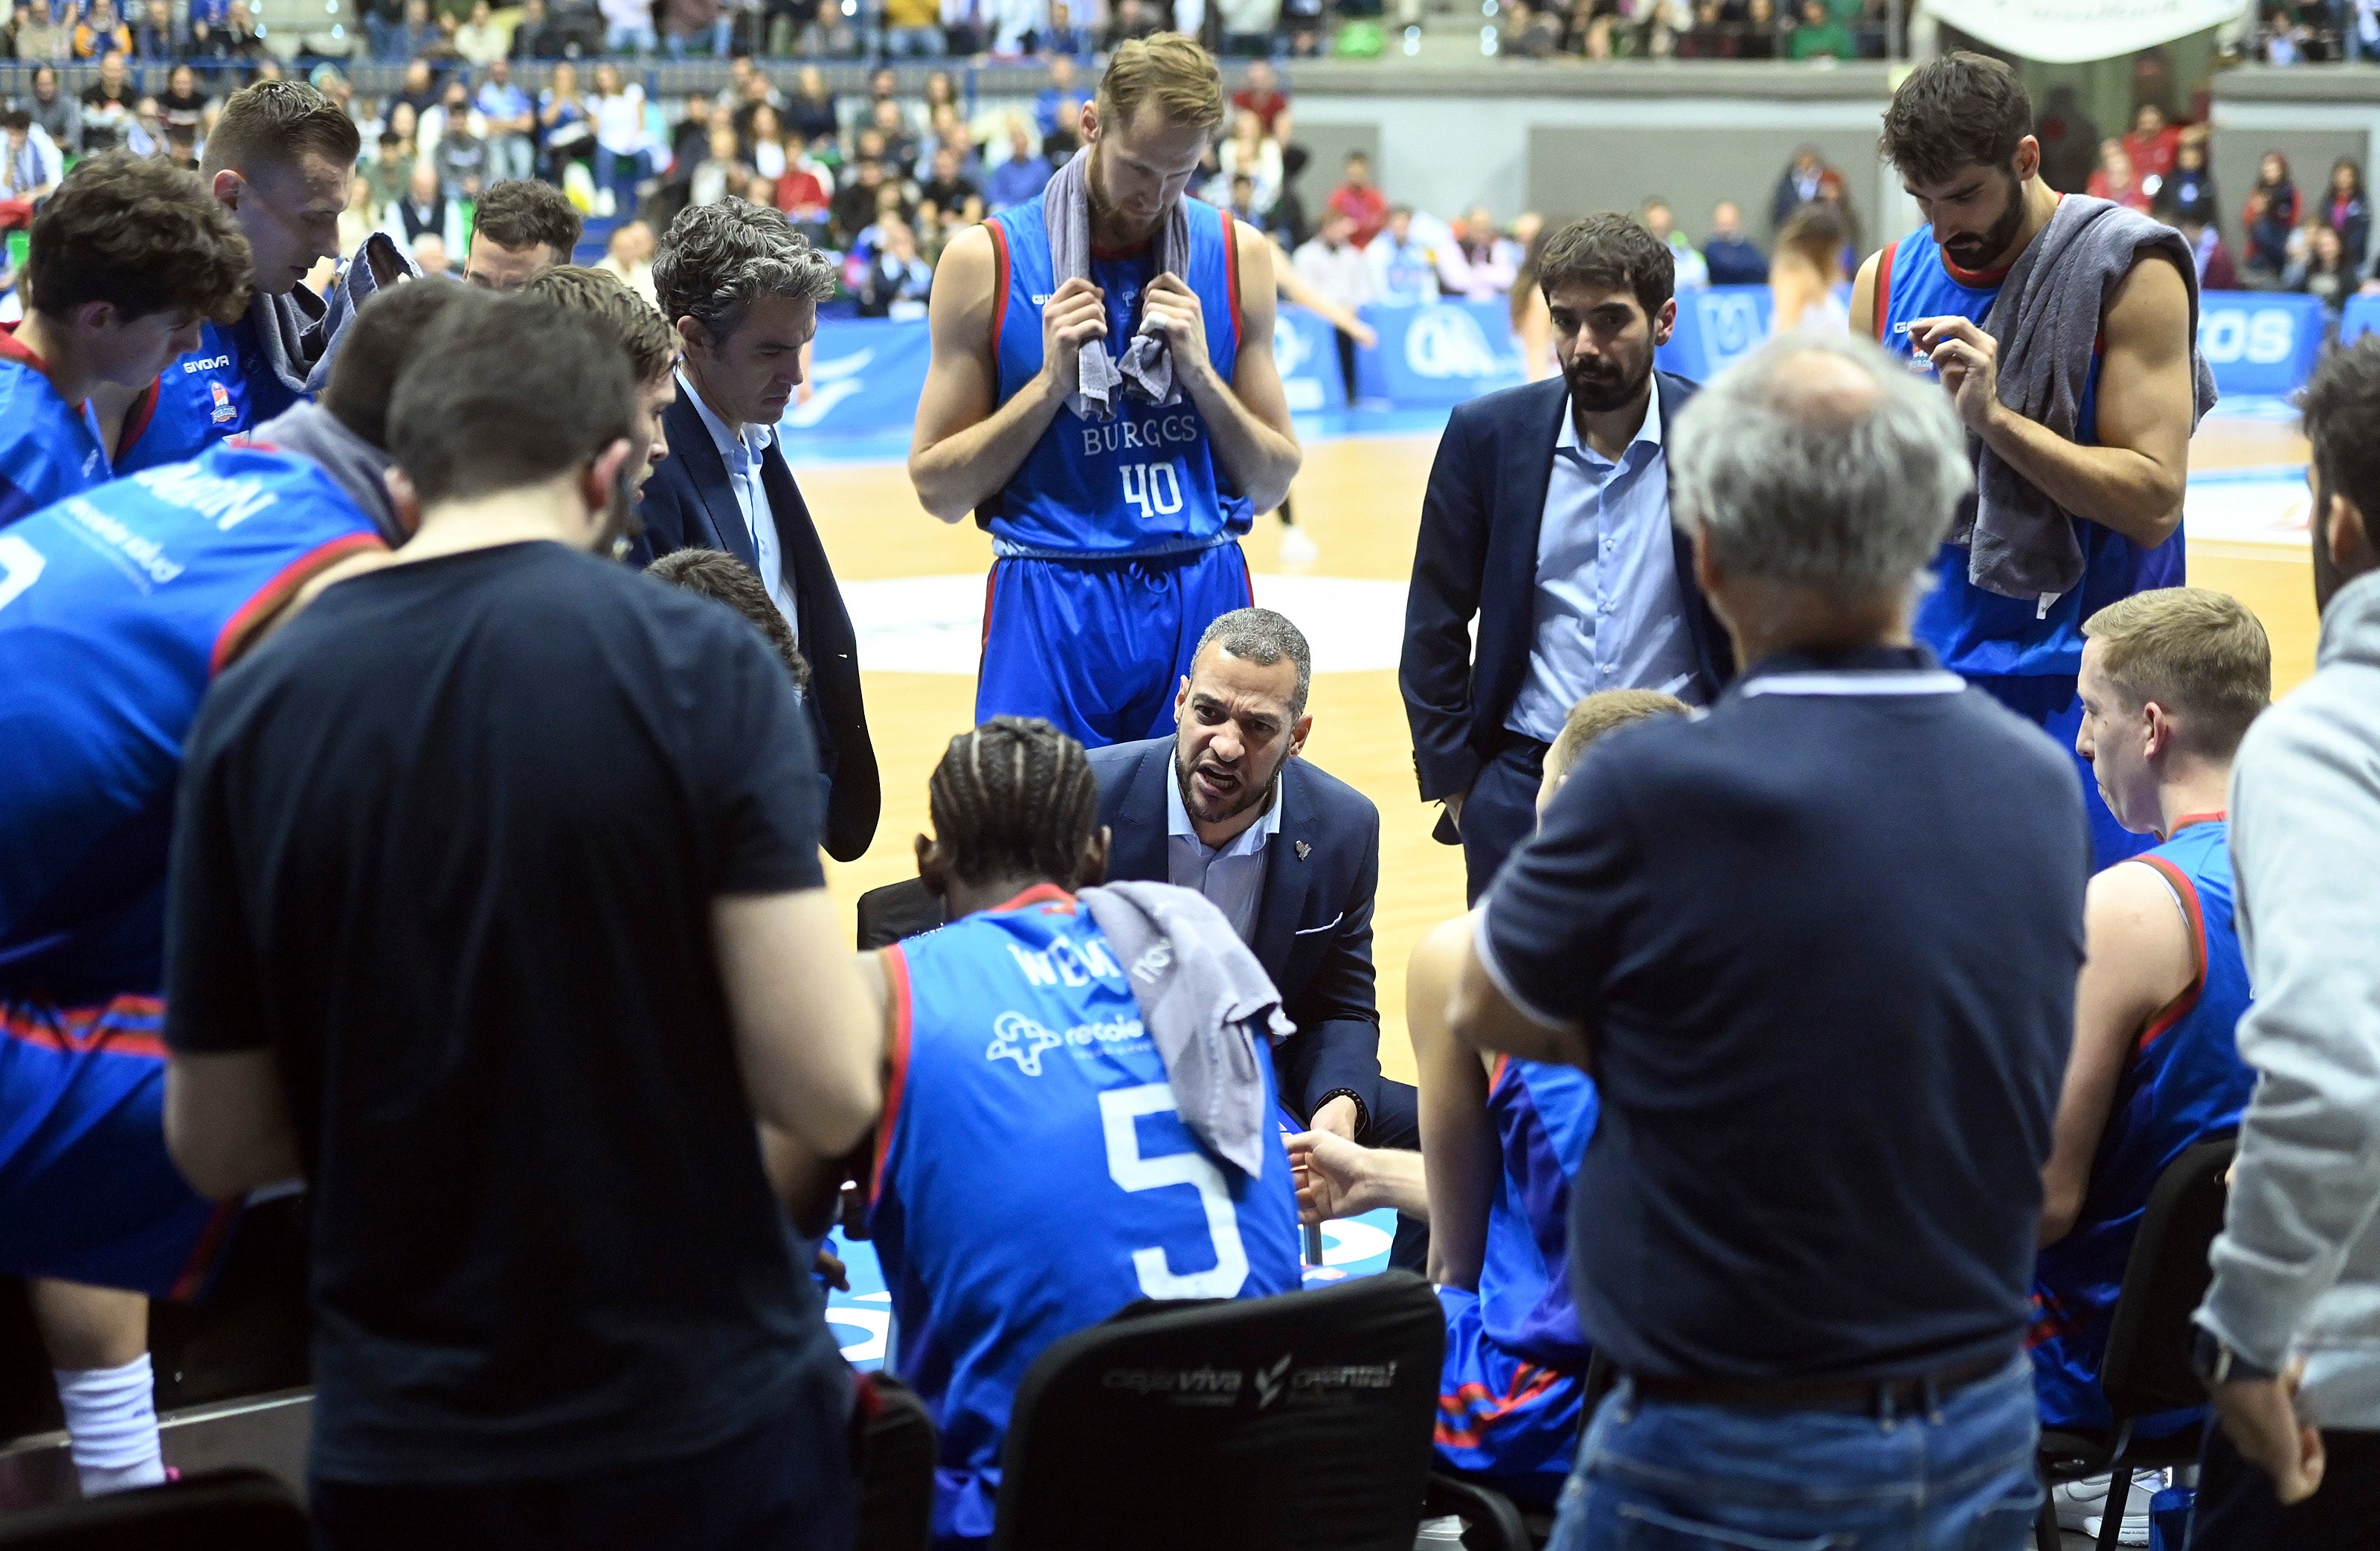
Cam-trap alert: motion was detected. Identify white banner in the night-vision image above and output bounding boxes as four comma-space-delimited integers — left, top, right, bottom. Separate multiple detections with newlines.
1920, 0, 2247, 62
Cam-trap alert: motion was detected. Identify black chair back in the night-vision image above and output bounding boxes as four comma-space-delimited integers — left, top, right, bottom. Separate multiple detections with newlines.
856, 876, 945, 950
853, 1372, 936, 1551
991, 1271, 1445, 1551
0, 1468, 306, 1549
2100, 1137, 2236, 1422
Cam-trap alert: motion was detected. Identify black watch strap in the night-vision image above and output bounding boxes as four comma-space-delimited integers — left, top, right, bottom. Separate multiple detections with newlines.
1316, 1088, 1370, 1145
2195, 1328, 2280, 1387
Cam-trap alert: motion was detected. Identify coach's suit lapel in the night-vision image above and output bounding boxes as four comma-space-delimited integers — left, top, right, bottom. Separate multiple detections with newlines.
669, 391, 759, 571
1249, 760, 1313, 985
1480, 377, 1569, 730
1110, 745, 1172, 884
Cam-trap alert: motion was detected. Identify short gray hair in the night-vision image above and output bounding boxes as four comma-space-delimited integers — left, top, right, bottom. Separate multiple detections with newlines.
652, 198, 837, 342
1194, 607, 1311, 717
1670, 333, 1972, 598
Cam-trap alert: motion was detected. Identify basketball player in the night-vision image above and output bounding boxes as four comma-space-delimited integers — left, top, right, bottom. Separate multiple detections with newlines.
1290, 689, 1687, 1507
908, 36, 1300, 749
522, 264, 678, 491
0, 282, 470, 1498
861, 718, 1302, 1544
1856, 52, 2207, 867
0, 155, 251, 525
2032, 588, 2266, 1535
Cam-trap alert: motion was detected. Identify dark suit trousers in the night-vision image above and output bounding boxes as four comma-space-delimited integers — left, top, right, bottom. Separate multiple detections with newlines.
2191, 1424, 2380, 1549
1461, 733, 1551, 906
1367, 1078, 1427, 1272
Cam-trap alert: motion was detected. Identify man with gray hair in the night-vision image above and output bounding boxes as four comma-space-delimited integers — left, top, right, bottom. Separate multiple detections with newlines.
635, 197, 879, 864
1447, 333, 2088, 1547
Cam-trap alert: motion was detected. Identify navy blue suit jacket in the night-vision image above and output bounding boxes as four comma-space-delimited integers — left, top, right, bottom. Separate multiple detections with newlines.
1400, 370, 1733, 826
630, 389, 880, 863
1085, 737, 1387, 1131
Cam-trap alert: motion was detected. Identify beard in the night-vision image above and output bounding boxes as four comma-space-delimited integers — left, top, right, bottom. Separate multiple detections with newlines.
1174, 739, 1284, 829
1941, 171, 2029, 272
2314, 470, 2350, 614
1564, 347, 1651, 415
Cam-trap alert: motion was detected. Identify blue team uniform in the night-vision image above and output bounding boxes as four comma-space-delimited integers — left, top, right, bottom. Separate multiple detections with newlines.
0, 442, 383, 1294
975, 199, 1256, 748
1874, 220, 2184, 867
0, 330, 112, 527
112, 314, 298, 475
1435, 1056, 1599, 1506
2029, 817, 2253, 1435
870, 885, 1302, 1546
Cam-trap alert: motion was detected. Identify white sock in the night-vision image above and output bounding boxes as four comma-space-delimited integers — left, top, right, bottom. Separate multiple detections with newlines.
53, 1355, 166, 1497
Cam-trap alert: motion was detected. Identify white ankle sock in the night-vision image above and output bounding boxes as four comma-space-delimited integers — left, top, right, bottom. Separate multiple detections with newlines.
53, 1354, 165, 1497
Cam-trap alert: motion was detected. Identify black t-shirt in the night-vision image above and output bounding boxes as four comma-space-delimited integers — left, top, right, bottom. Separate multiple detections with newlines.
1480, 647, 2087, 1383
167, 542, 844, 1485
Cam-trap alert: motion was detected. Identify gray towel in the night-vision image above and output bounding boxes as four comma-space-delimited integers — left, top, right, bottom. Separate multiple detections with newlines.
1079, 880, 1295, 1181
1963, 194, 2219, 603
1041, 147, 1191, 421
245, 232, 421, 406
248, 401, 402, 545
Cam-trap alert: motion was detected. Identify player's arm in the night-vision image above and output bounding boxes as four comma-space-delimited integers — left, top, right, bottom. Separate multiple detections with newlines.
1141, 220, 1302, 515
757, 948, 893, 1233
713, 889, 882, 1159
1914, 253, 2194, 550
908, 225, 1105, 523
164, 1051, 303, 1200
2039, 860, 2196, 1245
1449, 909, 1592, 1069
1287, 1130, 1427, 1221
1411, 915, 1501, 1288
1848, 248, 1883, 341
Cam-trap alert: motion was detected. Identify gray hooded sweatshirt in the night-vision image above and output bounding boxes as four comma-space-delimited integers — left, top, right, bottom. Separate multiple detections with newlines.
2198, 568, 2380, 1429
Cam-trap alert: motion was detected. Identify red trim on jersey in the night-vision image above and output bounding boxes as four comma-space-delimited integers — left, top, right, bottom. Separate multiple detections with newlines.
986, 218, 1012, 356
980, 565, 999, 658
1220, 207, 1242, 351
208, 530, 386, 677
2170, 810, 2227, 835
2132, 853, 2207, 1056
1488, 1053, 1511, 1091
988, 882, 1075, 914
869, 945, 915, 1207
115, 379, 161, 462
164, 1201, 242, 1302
1434, 1362, 1569, 1449
0, 326, 80, 408
1871, 240, 1896, 341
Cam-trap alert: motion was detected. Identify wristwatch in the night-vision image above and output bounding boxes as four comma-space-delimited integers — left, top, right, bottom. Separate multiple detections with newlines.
1315, 1088, 1370, 1145
2193, 1328, 2280, 1387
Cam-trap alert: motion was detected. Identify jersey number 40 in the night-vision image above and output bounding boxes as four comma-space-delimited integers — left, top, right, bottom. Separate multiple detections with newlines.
1119, 461, 1186, 524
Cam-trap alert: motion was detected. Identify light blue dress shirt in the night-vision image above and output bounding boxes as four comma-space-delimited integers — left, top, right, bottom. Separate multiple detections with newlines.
1165, 764, 1284, 945
1505, 388, 1702, 744
680, 368, 800, 641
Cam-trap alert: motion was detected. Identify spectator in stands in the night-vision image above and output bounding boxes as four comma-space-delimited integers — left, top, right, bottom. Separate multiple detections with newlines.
597, 216, 659, 304
2121, 100, 2182, 187
1638, 197, 1708, 291
1328, 149, 1387, 247
855, 213, 931, 315
785, 64, 837, 146
601, 0, 657, 51
831, 155, 887, 243
453, 0, 504, 61
1, 106, 62, 202
743, 104, 788, 181
1294, 206, 1371, 400
775, 152, 831, 221
72, 0, 130, 57
2088, 138, 2153, 214
1453, 332, 2081, 1550
1039, 0, 1090, 53
4, 2, 65, 61
510, 0, 566, 55
1366, 203, 1439, 304
2177, 211, 2240, 292
1216, 105, 1281, 212
983, 119, 1051, 211
880, 0, 944, 52
428, 89, 486, 199
1768, 203, 1847, 334
2246, 150, 2302, 237
2289, 221, 2355, 323
1769, 141, 1828, 233
366, 118, 416, 215
2153, 130, 2218, 229
475, 58, 535, 182
132, 0, 176, 57
533, 60, 591, 177
1437, 205, 1518, 300
2034, 82, 2102, 195
389, 158, 463, 252
2325, 155, 2370, 274
387, 0, 440, 57
156, 62, 208, 138
78, 53, 135, 150
663, 0, 732, 57
685, 121, 749, 209
1233, 59, 1291, 135
917, 142, 980, 223
2243, 188, 2294, 286
1701, 199, 1766, 286
2189, 338, 2380, 1548
922, 102, 979, 179
590, 62, 649, 216
464, 177, 582, 290
1786, 0, 1851, 58
203, 0, 265, 58
25, 67, 80, 156
163, 290, 878, 1551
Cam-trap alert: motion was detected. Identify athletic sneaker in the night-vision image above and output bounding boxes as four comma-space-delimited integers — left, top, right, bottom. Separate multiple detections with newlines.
2053, 1471, 2161, 1546
1279, 526, 1319, 565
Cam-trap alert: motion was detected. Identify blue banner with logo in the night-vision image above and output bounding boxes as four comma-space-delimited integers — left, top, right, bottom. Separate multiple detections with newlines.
1656, 286, 1775, 382
1274, 304, 1348, 414
1354, 300, 1528, 407
2341, 293, 2380, 347
2196, 290, 2326, 398
780, 317, 939, 439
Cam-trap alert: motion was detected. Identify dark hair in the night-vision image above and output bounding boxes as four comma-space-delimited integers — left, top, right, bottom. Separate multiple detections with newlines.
653, 197, 835, 341
203, 79, 361, 177
646, 549, 812, 695
1879, 51, 2033, 187
928, 717, 1101, 890
1536, 212, 1672, 319
28, 153, 251, 325
473, 178, 582, 259
0, 109, 29, 132
1193, 606, 1310, 716
387, 292, 637, 507
2300, 335, 2380, 546
525, 264, 675, 383
320, 276, 475, 449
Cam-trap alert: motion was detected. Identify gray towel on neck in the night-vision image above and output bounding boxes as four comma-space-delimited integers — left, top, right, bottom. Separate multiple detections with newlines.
1079, 880, 1293, 1181
246, 232, 420, 405
1963, 194, 2219, 603
248, 401, 402, 545
1041, 147, 1191, 421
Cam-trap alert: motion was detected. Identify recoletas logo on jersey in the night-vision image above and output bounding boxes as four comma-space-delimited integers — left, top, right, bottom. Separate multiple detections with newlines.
986, 1011, 1063, 1076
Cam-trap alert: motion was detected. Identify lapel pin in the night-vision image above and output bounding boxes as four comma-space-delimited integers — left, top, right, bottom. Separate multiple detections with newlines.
1295, 841, 1312, 861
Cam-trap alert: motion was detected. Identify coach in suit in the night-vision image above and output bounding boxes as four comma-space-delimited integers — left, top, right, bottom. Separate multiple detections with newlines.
1401, 213, 1732, 903
636, 198, 879, 862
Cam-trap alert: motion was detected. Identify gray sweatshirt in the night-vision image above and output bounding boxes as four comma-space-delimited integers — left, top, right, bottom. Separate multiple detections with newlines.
2198, 568, 2380, 1429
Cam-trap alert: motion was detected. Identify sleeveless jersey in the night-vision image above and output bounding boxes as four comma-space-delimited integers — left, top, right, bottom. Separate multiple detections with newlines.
2029, 817, 2254, 1432
869, 884, 1301, 1543
113, 314, 298, 476
1479, 1056, 1600, 1369
980, 198, 1252, 558
0, 335, 111, 527
1874, 221, 2184, 681
0, 443, 385, 1000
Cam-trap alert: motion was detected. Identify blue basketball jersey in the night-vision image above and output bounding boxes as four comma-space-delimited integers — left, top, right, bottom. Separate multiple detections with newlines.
2029, 818, 2254, 1433
1479, 1056, 1598, 1370
1874, 220, 2184, 681
0, 335, 111, 528
869, 885, 1301, 1544
112, 315, 296, 476
979, 199, 1252, 558
0, 443, 385, 1000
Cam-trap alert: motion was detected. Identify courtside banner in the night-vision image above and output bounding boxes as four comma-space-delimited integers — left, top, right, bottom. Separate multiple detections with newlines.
1655, 285, 1774, 382
1354, 300, 1527, 406
779, 317, 939, 437
1275, 304, 1350, 414
2195, 291, 2326, 399
1919, 0, 2248, 65
2341, 293, 2380, 347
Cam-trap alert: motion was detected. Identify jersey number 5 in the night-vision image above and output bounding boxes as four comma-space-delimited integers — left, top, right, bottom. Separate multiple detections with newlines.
1099, 1083, 1250, 1300
0, 533, 45, 612
1119, 460, 1185, 524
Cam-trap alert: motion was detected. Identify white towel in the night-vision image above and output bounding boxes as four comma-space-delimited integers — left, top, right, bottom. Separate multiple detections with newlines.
1040, 146, 1191, 421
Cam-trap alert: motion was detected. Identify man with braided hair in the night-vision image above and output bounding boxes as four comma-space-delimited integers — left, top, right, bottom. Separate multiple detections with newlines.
858, 716, 1303, 1548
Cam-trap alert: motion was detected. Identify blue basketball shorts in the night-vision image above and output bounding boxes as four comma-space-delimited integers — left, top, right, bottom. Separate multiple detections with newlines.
976, 542, 1254, 750
1, 995, 237, 1298
1969, 672, 2157, 872
1435, 1286, 1586, 1509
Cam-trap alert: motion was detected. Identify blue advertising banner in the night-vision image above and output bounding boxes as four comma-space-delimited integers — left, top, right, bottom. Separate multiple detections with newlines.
781, 316, 938, 438
2195, 290, 2326, 399
1656, 285, 1774, 382
1354, 300, 1527, 407
2341, 293, 2380, 347
1273, 304, 1348, 414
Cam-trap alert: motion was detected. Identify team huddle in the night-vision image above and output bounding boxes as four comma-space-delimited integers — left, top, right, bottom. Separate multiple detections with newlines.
0, 33, 2370, 1551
